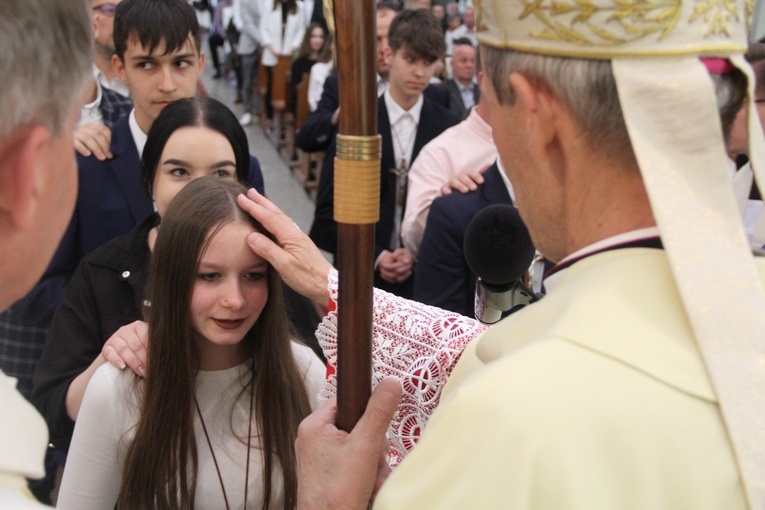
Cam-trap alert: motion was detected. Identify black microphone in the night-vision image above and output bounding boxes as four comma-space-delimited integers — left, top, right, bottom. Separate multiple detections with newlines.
464, 204, 539, 324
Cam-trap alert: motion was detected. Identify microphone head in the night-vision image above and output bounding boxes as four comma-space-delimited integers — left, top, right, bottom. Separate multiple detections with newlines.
464, 204, 535, 290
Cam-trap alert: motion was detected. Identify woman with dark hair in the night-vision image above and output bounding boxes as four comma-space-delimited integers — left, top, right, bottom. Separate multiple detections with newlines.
289, 22, 331, 116
142, 97, 251, 197
58, 177, 323, 509
32, 97, 275, 456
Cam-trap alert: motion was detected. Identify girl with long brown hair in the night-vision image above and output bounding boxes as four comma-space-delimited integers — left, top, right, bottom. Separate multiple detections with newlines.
290, 22, 332, 117
57, 177, 324, 509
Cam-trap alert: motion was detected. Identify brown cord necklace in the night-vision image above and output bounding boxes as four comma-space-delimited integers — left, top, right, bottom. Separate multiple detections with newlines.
194, 374, 255, 510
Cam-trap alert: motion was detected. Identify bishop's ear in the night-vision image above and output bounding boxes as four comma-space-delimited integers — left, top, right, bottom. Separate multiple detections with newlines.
0, 125, 50, 231
509, 72, 558, 148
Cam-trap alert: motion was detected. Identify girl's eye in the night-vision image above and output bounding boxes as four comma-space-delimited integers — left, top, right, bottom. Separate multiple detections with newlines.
213, 169, 233, 178
199, 273, 220, 281
245, 272, 265, 281
170, 167, 189, 176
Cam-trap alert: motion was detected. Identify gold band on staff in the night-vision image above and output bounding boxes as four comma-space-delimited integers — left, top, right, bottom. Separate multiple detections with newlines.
336, 134, 382, 160
334, 134, 382, 224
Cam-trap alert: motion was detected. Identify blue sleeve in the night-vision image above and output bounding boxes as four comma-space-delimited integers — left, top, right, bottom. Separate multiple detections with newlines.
413, 196, 473, 315
296, 75, 338, 153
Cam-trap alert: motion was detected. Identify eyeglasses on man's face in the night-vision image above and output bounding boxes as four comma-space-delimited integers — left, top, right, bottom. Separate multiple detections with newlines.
93, 3, 117, 15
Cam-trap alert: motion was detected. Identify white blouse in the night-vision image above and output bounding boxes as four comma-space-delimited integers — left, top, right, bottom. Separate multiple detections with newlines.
56, 343, 325, 509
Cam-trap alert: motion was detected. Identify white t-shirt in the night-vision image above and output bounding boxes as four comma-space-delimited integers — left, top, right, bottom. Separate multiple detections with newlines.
56, 343, 325, 510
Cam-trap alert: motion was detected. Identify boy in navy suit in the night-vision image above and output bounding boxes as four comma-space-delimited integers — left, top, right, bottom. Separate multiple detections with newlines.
309, 9, 458, 297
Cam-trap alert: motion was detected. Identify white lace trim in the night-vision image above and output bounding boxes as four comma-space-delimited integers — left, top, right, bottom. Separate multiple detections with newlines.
318, 269, 487, 466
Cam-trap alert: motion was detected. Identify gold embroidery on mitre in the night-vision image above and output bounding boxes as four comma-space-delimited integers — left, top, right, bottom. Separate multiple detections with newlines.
491, 0, 743, 47
690, 0, 740, 37
516, 0, 682, 45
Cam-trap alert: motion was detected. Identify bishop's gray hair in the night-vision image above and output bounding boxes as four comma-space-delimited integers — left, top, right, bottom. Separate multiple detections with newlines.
0, 0, 92, 141
482, 46, 746, 162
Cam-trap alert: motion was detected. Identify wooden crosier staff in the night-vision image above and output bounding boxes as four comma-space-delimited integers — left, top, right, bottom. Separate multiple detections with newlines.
331, 0, 380, 432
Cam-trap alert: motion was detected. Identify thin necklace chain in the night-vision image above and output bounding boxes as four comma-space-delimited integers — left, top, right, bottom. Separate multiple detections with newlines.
391, 114, 417, 208
391, 114, 415, 172
194, 373, 255, 510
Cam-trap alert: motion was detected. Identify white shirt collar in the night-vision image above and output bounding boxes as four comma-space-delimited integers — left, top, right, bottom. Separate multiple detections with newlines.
78, 79, 104, 126
128, 109, 148, 158
544, 226, 661, 292
377, 74, 389, 97
384, 89, 424, 126
93, 63, 130, 98
561, 227, 661, 264
456, 79, 476, 92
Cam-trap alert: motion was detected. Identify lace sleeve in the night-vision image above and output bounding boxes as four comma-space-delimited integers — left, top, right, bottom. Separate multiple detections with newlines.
317, 269, 488, 466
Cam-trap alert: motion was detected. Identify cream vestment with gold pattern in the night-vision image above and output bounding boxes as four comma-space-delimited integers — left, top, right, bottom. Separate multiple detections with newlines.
374, 247, 758, 509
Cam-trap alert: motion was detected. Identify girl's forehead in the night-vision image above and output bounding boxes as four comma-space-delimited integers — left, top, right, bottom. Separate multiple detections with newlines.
200, 222, 265, 264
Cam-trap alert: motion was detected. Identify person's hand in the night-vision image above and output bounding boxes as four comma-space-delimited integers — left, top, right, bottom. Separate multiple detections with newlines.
102, 320, 148, 377
296, 379, 402, 510
73, 122, 113, 160
66, 320, 148, 420
237, 188, 333, 305
440, 168, 486, 196
378, 248, 414, 284
331, 108, 340, 126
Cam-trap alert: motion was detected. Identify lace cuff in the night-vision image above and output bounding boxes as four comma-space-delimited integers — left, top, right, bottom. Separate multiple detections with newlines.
317, 269, 487, 466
